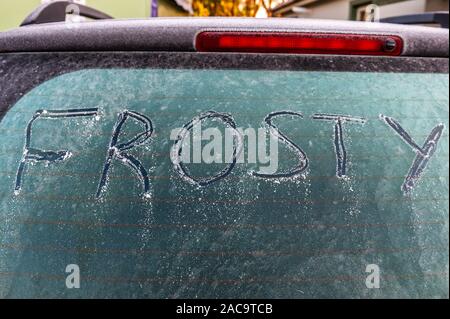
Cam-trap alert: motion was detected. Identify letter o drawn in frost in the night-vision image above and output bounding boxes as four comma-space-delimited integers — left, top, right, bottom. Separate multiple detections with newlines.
171, 111, 243, 186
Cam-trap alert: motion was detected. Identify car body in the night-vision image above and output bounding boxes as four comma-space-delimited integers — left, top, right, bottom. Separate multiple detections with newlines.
0, 17, 448, 299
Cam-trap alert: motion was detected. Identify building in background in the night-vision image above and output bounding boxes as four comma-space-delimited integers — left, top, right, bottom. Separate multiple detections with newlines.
271, 0, 449, 20
0, 0, 448, 31
0, 0, 187, 31
191, 0, 260, 16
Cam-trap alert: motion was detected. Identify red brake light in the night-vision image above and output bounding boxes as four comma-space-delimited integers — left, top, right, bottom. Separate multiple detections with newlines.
195, 32, 403, 56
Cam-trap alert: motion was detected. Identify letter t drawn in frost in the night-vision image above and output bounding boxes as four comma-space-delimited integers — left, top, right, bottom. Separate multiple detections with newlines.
312, 113, 366, 178
14, 108, 99, 195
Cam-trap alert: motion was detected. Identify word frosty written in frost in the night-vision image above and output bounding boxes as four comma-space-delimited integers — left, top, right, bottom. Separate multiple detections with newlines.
13, 108, 445, 198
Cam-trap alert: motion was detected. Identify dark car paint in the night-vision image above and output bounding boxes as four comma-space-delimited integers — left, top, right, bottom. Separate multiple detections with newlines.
0, 18, 448, 57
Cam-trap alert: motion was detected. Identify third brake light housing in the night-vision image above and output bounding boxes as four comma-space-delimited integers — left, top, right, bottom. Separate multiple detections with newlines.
195, 31, 404, 56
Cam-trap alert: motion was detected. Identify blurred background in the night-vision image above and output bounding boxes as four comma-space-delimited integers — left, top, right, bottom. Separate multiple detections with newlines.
0, 0, 448, 31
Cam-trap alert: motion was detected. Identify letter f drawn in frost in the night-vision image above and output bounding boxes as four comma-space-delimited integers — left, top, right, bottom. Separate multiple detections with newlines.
14, 108, 99, 195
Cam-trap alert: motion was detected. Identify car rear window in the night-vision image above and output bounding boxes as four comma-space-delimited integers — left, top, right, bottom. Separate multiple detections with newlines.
0, 67, 448, 298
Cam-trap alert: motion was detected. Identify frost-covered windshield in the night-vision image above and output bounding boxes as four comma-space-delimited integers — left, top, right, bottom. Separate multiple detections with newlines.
0, 69, 448, 298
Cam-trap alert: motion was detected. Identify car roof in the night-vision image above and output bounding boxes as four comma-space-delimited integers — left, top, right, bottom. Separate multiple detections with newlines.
0, 17, 448, 57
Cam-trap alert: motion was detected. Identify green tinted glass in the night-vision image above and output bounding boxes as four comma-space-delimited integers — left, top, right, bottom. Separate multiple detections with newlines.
0, 69, 448, 298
